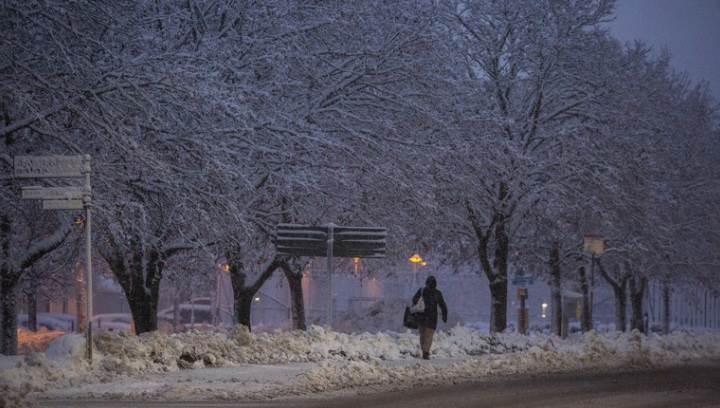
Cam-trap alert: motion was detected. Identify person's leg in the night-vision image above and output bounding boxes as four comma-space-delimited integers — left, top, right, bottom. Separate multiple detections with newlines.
425, 328, 435, 357
418, 326, 426, 357
420, 326, 433, 359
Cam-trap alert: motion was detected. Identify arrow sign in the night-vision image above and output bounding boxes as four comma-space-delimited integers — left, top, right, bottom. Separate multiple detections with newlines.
273, 223, 387, 258
42, 199, 84, 210
22, 186, 85, 200
14, 155, 85, 178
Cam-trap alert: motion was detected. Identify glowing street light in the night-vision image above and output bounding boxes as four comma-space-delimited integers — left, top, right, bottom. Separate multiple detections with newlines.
352, 257, 361, 276
409, 253, 424, 287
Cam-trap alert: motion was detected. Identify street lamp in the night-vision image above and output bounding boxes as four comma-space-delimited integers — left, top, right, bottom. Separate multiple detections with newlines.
409, 253, 423, 287
352, 257, 361, 277
583, 234, 605, 325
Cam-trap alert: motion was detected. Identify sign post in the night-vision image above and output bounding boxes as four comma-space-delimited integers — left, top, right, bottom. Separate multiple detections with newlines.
512, 270, 534, 335
14, 154, 93, 361
82, 155, 93, 362
273, 223, 387, 326
517, 287, 529, 335
326, 223, 334, 325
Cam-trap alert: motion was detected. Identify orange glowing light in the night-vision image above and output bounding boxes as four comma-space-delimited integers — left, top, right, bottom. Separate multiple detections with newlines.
409, 254, 423, 264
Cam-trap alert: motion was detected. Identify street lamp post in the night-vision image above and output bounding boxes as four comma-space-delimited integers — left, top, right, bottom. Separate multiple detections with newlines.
409, 253, 423, 288
583, 234, 605, 328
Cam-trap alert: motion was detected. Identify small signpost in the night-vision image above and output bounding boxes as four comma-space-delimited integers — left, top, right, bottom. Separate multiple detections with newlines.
274, 223, 387, 325
511, 275, 535, 286
512, 269, 534, 335
14, 155, 93, 361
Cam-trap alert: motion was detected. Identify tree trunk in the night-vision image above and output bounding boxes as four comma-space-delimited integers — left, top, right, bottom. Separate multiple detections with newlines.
612, 280, 627, 332
489, 197, 509, 333
0, 215, 17, 355
0, 279, 18, 355
27, 275, 38, 332
281, 259, 307, 331
466, 184, 511, 334
595, 260, 628, 333
286, 270, 306, 331
579, 266, 592, 332
172, 287, 180, 332
227, 257, 281, 332
662, 282, 671, 335
109, 248, 163, 335
233, 290, 254, 329
549, 243, 562, 336
128, 291, 158, 334
489, 279, 508, 333
629, 275, 647, 333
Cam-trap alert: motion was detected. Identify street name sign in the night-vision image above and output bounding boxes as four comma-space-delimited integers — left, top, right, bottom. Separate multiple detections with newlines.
14, 155, 84, 178
511, 276, 535, 286
13, 154, 94, 361
21, 186, 85, 200
274, 224, 387, 258
273, 223, 387, 326
42, 199, 84, 210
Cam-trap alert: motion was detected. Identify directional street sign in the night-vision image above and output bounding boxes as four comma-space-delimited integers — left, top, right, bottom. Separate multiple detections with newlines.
273, 224, 387, 258
21, 186, 85, 200
42, 199, 84, 210
273, 223, 387, 326
13, 154, 94, 362
14, 155, 84, 178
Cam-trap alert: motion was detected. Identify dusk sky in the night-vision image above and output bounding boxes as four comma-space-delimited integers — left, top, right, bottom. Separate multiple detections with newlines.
609, 0, 720, 99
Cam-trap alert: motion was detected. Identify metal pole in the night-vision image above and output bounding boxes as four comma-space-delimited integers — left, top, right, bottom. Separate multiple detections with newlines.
326, 223, 334, 326
213, 270, 221, 326
83, 155, 93, 362
589, 253, 595, 326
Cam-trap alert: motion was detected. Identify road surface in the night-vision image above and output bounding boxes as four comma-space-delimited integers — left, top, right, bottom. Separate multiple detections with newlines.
41, 360, 720, 408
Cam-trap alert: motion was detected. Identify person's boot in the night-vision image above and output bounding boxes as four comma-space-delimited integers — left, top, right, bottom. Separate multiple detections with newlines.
422, 351, 429, 360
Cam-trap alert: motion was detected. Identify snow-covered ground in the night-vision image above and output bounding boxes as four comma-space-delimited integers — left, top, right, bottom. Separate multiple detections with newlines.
1, 326, 720, 407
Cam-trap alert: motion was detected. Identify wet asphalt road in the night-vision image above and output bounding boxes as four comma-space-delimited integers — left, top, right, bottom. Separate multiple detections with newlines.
41, 360, 720, 408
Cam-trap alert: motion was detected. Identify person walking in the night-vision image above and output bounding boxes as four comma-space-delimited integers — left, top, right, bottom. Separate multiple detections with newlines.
411, 275, 448, 360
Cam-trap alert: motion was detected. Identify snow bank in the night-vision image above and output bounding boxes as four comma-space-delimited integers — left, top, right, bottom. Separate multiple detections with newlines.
2, 326, 719, 405
267, 330, 720, 398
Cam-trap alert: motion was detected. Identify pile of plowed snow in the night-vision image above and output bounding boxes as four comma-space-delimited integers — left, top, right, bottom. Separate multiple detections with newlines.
2, 326, 719, 404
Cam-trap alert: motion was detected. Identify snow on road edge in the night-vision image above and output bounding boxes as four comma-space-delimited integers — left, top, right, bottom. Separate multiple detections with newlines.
1, 327, 719, 405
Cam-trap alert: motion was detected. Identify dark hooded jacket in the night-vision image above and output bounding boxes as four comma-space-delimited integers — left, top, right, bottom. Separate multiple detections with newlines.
412, 276, 448, 330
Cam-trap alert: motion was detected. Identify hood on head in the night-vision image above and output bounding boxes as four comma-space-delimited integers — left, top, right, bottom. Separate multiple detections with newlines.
425, 275, 437, 289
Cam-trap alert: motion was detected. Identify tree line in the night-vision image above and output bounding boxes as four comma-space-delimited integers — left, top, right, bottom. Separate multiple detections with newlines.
1, 0, 718, 355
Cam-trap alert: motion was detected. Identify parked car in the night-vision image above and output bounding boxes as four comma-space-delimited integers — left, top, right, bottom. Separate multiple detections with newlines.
157, 297, 214, 331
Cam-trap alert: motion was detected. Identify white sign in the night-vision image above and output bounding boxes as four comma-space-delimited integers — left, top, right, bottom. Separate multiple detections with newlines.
22, 186, 85, 200
14, 155, 85, 178
42, 199, 84, 210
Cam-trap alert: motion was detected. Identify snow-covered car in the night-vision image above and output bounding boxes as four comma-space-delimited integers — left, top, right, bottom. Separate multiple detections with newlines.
157, 297, 214, 331
91, 313, 133, 333
17, 313, 76, 332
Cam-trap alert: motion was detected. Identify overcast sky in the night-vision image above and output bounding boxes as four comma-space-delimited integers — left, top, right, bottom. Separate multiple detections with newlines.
608, 0, 720, 99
